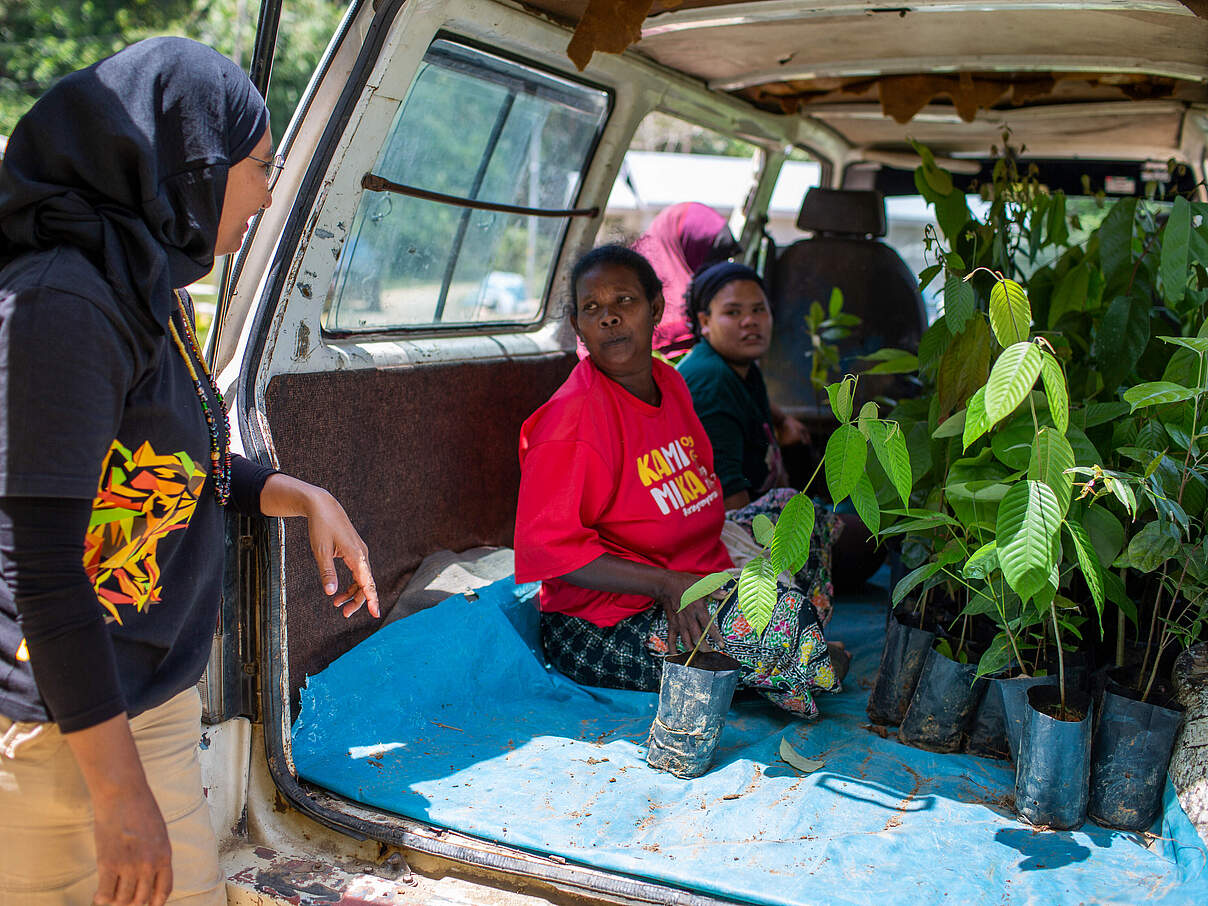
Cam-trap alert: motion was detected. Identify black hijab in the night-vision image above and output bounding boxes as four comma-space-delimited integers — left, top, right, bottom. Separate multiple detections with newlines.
0, 36, 268, 332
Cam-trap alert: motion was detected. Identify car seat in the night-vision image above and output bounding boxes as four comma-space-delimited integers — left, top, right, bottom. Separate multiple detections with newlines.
763, 188, 926, 414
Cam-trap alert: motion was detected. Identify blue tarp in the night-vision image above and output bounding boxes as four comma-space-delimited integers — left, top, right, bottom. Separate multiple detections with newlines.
293, 578, 1208, 905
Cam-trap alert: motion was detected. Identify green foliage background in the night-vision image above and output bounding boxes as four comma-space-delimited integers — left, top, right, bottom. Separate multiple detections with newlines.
0, 0, 347, 139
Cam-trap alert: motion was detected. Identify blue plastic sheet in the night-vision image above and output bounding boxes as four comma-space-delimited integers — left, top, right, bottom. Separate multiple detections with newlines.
293, 579, 1208, 905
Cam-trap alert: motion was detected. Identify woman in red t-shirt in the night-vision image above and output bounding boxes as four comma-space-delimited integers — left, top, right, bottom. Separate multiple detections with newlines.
514, 245, 839, 718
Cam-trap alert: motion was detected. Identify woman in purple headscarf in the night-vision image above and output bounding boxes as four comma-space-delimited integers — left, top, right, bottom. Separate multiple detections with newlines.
634, 202, 741, 355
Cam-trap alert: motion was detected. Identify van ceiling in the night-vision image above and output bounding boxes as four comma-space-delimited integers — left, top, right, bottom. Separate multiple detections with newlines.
519, 0, 1208, 160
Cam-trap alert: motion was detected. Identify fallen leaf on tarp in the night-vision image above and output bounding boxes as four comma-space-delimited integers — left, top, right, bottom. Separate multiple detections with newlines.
779, 738, 824, 774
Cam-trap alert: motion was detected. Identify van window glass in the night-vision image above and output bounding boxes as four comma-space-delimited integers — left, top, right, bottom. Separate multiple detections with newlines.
322, 40, 609, 332
601, 112, 759, 245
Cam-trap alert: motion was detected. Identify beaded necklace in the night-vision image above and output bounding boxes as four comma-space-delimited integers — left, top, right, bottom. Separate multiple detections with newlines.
168, 290, 232, 505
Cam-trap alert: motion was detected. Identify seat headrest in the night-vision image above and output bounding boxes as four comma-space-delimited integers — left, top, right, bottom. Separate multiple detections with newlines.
796, 188, 886, 238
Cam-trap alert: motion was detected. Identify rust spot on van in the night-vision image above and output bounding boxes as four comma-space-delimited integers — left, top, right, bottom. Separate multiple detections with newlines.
295, 322, 311, 360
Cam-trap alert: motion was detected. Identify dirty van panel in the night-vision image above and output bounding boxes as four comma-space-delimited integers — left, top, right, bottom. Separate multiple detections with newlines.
266, 353, 574, 715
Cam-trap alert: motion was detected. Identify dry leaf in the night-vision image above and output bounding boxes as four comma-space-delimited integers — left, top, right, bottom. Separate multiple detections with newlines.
779, 737, 824, 774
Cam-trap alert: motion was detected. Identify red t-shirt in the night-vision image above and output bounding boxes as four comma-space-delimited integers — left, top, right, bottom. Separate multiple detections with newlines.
514, 357, 733, 627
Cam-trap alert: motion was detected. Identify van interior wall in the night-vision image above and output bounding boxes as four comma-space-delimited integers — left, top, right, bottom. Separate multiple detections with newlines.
265, 353, 576, 716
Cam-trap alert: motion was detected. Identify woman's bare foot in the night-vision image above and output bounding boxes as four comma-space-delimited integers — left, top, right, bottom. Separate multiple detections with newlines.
827, 640, 852, 682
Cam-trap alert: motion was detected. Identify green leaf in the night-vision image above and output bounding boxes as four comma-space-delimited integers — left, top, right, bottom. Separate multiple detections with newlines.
856, 401, 879, 439
933, 411, 965, 439
989, 278, 1031, 347
679, 571, 732, 610
991, 416, 1039, 471
1047, 263, 1089, 328
996, 480, 1063, 602
963, 541, 999, 580
1082, 506, 1125, 567
849, 473, 881, 535
944, 273, 975, 334
1159, 335, 1208, 355
984, 341, 1043, 428
1082, 402, 1130, 429
736, 557, 778, 636
1122, 381, 1195, 412
1046, 190, 1069, 246
1027, 427, 1076, 516
1098, 198, 1137, 294
1160, 196, 1191, 307
1106, 476, 1137, 518
892, 561, 943, 606
976, 633, 1012, 678
918, 317, 951, 376
1039, 352, 1069, 435
825, 423, 867, 504
826, 377, 855, 423
828, 287, 844, 319
1093, 291, 1150, 392
962, 386, 989, 451
918, 263, 943, 293
937, 315, 992, 418
1125, 520, 1181, 573
863, 351, 920, 375
913, 140, 955, 196
869, 421, 912, 508
1064, 519, 1105, 634
769, 493, 816, 575
751, 513, 775, 547
1103, 570, 1138, 626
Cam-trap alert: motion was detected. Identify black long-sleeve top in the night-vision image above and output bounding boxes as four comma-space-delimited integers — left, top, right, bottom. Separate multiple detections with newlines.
0, 247, 276, 731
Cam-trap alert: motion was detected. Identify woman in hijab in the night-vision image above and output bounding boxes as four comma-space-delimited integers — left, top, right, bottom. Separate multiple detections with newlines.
633, 202, 740, 354
0, 38, 378, 906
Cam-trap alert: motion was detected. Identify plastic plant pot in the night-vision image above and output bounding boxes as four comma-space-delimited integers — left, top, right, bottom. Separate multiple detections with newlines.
646, 651, 741, 779
1088, 688, 1183, 831
867, 611, 935, 726
1015, 686, 1093, 831
999, 673, 1059, 762
898, 647, 988, 753
967, 672, 1011, 759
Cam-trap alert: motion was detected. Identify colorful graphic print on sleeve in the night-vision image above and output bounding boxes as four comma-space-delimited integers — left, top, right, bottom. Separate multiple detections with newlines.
83, 440, 206, 623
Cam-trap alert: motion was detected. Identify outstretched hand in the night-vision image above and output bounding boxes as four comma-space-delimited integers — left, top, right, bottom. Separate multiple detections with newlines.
304, 489, 379, 618
258, 473, 380, 618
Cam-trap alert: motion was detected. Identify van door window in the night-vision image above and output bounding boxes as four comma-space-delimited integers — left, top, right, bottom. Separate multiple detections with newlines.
322, 39, 609, 332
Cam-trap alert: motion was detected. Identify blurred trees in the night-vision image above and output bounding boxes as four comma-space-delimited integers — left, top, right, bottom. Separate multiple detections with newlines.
0, 0, 346, 137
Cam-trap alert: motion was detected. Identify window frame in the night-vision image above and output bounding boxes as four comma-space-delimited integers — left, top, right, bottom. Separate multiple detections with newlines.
320, 32, 614, 339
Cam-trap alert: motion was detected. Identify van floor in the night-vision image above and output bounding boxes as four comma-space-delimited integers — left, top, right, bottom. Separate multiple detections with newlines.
292, 577, 1208, 906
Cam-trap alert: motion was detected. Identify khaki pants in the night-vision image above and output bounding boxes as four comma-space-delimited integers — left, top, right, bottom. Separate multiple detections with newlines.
0, 688, 224, 905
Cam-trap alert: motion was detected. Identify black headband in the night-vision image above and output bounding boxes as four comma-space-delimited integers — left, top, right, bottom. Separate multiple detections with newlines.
689, 261, 764, 312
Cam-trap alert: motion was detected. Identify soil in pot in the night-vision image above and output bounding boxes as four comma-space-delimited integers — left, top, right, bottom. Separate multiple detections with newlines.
1088, 686, 1184, 831
1015, 686, 1093, 831
967, 671, 1011, 760
867, 609, 936, 726
898, 646, 988, 753
646, 651, 741, 778
999, 673, 1059, 762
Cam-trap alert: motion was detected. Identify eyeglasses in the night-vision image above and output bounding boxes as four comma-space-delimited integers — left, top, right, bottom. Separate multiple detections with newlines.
246, 151, 285, 193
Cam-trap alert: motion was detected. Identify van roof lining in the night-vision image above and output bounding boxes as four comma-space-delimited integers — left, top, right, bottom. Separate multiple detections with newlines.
518, 0, 1208, 157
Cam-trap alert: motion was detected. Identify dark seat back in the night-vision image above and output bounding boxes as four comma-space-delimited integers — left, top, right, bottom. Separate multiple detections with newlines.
764, 188, 926, 412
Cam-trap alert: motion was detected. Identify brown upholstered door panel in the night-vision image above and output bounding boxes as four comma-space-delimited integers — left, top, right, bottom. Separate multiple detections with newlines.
265, 353, 575, 714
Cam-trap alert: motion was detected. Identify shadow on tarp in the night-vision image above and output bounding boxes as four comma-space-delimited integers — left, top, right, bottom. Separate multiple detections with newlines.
292, 578, 1208, 906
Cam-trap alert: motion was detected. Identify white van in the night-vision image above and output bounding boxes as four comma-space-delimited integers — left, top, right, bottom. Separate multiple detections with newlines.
202, 2, 1208, 903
